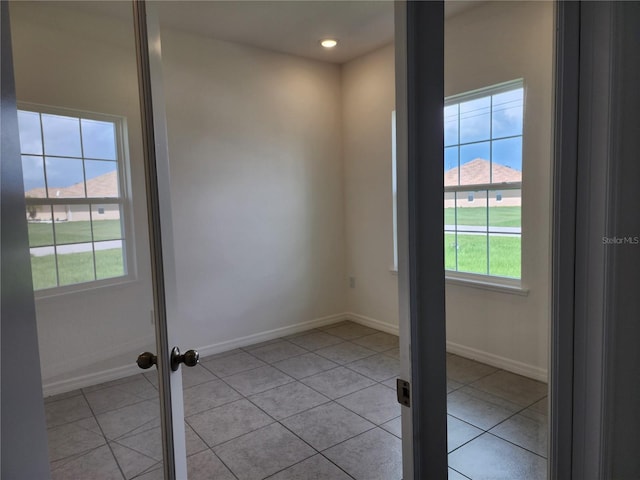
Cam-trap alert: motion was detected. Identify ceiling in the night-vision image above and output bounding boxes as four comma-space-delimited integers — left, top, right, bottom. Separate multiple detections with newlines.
154, 0, 481, 64
62, 0, 481, 64
155, 1, 394, 64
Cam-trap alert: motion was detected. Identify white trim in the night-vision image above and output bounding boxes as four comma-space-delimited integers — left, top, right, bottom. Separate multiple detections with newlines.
42, 313, 347, 396
345, 312, 546, 382
195, 313, 347, 358
445, 78, 524, 106
41, 334, 154, 381
41, 310, 547, 397
43, 363, 141, 397
446, 340, 547, 382
343, 312, 399, 335
446, 273, 529, 296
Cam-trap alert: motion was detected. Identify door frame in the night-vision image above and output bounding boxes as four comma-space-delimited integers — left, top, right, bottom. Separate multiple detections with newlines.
132, 2, 188, 478
395, 1, 448, 479
398, 1, 582, 478
0, 1, 50, 476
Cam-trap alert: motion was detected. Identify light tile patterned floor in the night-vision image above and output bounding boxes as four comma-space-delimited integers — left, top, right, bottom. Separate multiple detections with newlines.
44, 321, 548, 479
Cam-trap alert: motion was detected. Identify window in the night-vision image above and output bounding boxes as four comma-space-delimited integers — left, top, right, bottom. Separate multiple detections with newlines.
18, 106, 131, 292
444, 80, 523, 280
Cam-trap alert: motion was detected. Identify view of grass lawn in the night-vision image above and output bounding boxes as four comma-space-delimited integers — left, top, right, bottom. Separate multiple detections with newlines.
444, 206, 521, 227
28, 219, 122, 247
31, 248, 124, 290
445, 232, 521, 278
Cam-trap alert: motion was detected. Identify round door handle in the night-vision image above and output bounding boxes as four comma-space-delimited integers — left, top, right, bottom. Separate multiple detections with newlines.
170, 347, 200, 371
136, 352, 157, 370
183, 349, 199, 367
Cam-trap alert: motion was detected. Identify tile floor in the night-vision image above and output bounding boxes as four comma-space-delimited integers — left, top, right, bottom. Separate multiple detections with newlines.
44, 321, 548, 479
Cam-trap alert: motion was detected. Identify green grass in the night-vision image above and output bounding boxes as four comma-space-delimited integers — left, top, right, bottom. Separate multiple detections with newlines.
30, 248, 124, 290
444, 206, 521, 227
445, 233, 521, 278
28, 220, 122, 247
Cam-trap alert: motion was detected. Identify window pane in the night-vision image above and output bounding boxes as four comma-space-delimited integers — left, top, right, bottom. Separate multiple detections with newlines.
459, 96, 490, 143
445, 232, 457, 271
41, 113, 82, 157
85, 160, 119, 198
95, 240, 125, 280
22, 155, 46, 197
459, 142, 490, 185
56, 244, 96, 286
92, 205, 122, 241
444, 147, 458, 185
492, 88, 523, 138
81, 118, 117, 160
489, 234, 521, 278
456, 233, 488, 275
54, 205, 92, 244
27, 205, 54, 247
492, 136, 522, 175
456, 190, 488, 229
488, 188, 521, 232
18, 111, 42, 155
444, 191, 456, 227
45, 157, 85, 198
444, 104, 459, 146
30, 247, 57, 290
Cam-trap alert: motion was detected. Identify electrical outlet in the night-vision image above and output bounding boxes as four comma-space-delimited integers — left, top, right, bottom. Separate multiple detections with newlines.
349, 276, 356, 288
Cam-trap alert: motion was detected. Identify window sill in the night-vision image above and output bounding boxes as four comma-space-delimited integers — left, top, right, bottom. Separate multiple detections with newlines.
445, 273, 529, 296
34, 275, 139, 301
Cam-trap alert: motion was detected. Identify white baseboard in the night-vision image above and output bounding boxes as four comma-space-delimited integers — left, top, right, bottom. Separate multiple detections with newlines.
42, 311, 546, 397
343, 312, 399, 335
446, 341, 548, 382
345, 312, 546, 382
42, 313, 346, 397
195, 313, 347, 358
43, 363, 141, 397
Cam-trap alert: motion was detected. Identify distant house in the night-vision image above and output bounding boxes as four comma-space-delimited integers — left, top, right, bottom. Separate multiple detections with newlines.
444, 158, 521, 208
25, 171, 120, 222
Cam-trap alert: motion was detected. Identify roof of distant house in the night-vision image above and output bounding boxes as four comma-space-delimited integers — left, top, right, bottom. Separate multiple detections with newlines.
444, 158, 521, 186
25, 170, 118, 198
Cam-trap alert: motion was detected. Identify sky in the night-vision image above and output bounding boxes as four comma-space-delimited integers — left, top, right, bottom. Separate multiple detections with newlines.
444, 87, 523, 177
18, 111, 118, 193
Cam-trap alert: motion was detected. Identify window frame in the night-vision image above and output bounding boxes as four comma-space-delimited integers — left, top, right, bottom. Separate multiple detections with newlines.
18, 102, 137, 298
443, 80, 526, 289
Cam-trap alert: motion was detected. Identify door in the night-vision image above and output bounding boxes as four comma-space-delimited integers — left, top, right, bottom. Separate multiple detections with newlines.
2, 1, 191, 478
1, 1, 50, 476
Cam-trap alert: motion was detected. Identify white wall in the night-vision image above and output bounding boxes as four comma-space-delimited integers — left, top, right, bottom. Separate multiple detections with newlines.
10, 3, 346, 391
159, 27, 346, 347
342, 44, 399, 327
10, 3, 157, 389
341, 1, 554, 379
12, 0, 553, 391
444, 1, 554, 379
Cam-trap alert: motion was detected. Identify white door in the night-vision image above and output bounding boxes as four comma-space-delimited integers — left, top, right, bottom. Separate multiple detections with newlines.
3, 1, 191, 478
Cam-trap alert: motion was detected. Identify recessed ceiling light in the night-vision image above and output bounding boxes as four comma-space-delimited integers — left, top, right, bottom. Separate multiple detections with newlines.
320, 39, 338, 49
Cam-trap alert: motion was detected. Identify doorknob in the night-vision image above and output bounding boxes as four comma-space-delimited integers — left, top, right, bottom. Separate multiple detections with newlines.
136, 351, 157, 369
170, 347, 199, 371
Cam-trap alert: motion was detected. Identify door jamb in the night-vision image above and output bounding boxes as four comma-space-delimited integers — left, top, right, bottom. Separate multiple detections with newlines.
396, 1, 449, 479
550, 2, 579, 479
132, 2, 187, 478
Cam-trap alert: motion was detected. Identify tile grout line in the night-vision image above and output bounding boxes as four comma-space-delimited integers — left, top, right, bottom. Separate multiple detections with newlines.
47, 323, 547, 479
80, 389, 128, 480
184, 422, 241, 480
